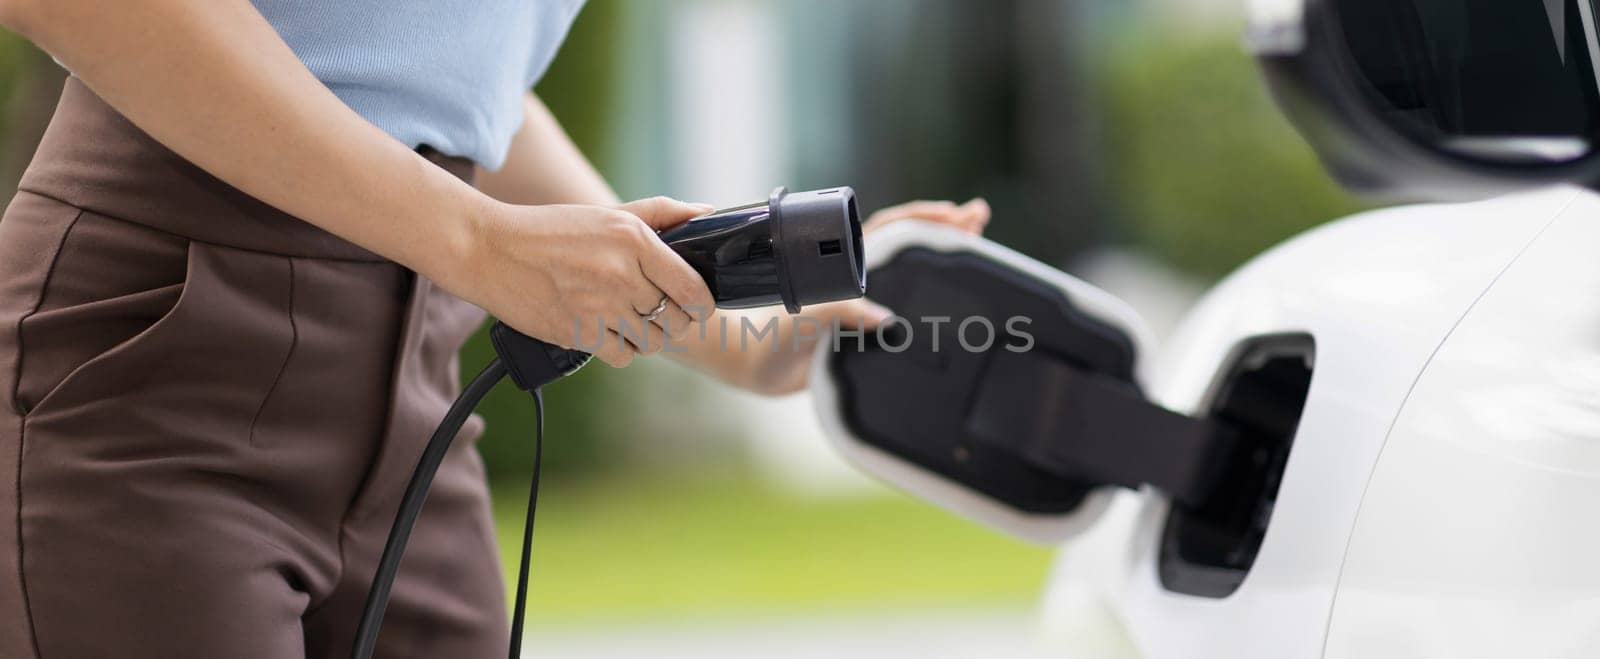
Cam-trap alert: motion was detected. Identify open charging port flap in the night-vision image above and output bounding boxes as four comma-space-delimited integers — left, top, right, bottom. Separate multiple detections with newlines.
810, 221, 1246, 544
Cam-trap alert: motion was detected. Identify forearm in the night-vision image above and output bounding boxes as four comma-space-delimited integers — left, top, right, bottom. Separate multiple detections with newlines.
670, 307, 803, 393
3, 0, 490, 286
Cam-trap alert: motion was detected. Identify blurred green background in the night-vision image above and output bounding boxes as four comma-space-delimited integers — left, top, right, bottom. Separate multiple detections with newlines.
0, 0, 1363, 635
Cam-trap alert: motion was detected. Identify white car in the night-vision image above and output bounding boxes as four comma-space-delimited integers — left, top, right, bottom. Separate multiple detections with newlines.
810, 1, 1600, 657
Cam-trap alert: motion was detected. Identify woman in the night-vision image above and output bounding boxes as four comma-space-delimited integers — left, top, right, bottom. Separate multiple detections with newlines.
0, 1, 989, 658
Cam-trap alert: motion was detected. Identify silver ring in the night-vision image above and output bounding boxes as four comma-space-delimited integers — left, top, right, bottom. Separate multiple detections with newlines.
641, 296, 669, 323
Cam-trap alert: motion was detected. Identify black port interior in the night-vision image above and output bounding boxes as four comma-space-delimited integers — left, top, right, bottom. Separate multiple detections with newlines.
1158, 334, 1314, 599
819, 239, 843, 256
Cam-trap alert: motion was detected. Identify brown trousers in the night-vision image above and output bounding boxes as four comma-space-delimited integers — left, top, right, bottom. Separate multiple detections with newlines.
0, 79, 506, 658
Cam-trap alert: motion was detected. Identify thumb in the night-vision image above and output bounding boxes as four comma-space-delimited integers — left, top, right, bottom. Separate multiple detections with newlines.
620, 196, 716, 231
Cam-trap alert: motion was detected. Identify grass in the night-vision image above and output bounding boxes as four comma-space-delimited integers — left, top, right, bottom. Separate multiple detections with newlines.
488, 472, 1058, 627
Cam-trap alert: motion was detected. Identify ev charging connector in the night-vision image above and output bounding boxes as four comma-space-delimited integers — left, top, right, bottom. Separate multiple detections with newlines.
495, 186, 866, 387
353, 187, 865, 659
662, 186, 866, 313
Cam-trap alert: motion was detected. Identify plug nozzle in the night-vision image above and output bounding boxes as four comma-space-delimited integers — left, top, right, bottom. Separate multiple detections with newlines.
659, 186, 866, 312
768, 186, 865, 313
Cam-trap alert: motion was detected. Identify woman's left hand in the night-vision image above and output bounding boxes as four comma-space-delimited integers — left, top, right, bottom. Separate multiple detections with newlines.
699, 197, 991, 395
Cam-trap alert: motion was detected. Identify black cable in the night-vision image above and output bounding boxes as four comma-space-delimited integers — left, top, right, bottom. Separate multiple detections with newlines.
352, 359, 509, 659
506, 388, 543, 658
355, 321, 585, 659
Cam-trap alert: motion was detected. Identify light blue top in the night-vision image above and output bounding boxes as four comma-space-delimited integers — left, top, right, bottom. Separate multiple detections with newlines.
252, 0, 587, 169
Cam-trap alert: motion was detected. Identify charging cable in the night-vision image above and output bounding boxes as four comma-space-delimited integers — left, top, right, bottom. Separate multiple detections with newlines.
352, 323, 587, 659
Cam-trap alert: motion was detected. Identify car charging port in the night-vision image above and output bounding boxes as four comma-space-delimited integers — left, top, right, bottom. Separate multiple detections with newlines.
1158, 334, 1315, 599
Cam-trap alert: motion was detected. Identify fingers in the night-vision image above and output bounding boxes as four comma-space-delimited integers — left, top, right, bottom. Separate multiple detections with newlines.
654, 300, 696, 341
613, 315, 671, 355
614, 292, 673, 355
629, 284, 697, 341
634, 236, 715, 322
955, 197, 991, 234
566, 314, 631, 367
863, 197, 991, 237
583, 317, 673, 366
593, 329, 638, 368
864, 200, 958, 231
631, 291, 669, 319
616, 197, 718, 321
620, 196, 714, 232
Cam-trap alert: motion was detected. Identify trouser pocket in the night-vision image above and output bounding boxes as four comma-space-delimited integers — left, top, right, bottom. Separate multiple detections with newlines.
14, 205, 190, 414
11, 207, 297, 450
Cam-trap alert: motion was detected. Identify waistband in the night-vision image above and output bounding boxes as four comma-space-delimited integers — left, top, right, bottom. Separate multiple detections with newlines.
16, 77, 475, 262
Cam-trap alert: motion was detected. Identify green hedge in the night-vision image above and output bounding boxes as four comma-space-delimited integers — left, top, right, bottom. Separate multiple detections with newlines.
1097, 33, 1365, 279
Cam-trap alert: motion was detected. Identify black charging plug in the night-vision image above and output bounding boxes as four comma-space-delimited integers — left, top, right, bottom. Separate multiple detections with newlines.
490, 321, 592, 391
487, 185, 867, 388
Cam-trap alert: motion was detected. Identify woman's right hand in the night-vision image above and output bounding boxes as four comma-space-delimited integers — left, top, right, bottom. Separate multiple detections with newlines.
443, 196, 717, 368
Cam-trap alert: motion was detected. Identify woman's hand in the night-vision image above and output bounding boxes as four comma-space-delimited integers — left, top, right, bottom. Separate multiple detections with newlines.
860, 198, 992, 237
445, 196, 716, 368
676, 197, 992, 395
